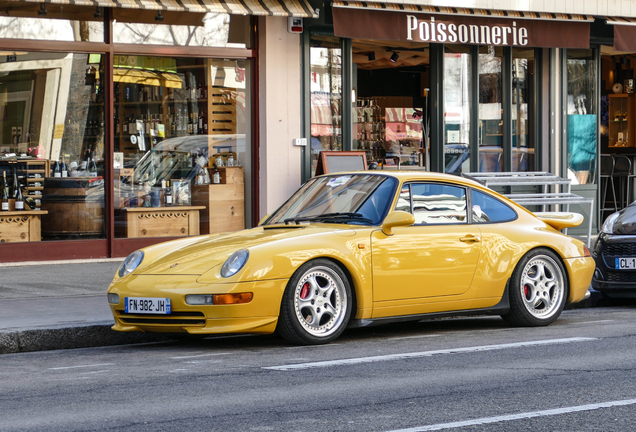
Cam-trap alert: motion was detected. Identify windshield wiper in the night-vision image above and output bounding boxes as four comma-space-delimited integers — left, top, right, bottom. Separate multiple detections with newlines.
284, 212, 374, 225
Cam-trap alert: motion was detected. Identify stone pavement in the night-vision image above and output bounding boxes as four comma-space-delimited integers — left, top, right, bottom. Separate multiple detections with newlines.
0, 259, 169, 354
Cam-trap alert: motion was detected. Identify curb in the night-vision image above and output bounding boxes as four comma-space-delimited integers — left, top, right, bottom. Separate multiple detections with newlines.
0, 323, 170, 354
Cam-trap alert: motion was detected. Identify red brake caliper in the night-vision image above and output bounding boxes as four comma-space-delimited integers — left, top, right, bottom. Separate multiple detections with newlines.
300, 282, 310, 299
524, 285, 530, 299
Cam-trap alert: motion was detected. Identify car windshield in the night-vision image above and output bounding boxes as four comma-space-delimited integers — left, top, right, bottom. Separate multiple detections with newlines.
266, 174, 398, 226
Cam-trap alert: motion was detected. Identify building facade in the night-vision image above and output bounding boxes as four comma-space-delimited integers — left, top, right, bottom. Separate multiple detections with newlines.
0, 1, 311, 262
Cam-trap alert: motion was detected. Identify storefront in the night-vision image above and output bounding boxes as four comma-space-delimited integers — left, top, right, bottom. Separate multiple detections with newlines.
0, 0, 315, 261
302, 2, 621, 235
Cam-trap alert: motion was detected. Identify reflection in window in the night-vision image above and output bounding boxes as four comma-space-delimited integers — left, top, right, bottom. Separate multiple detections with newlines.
0, 5, 103, 42
567, 50, 597, 185
471, 190, 516, 223
113, 11, 250, 48
512, 49, 536, 172
403, 183, 467, 225
444, 47, 471, 174
0, 52, 105, 241
310, 37, 342, 176
112, 56, 250, 238
478, 46, 503, 172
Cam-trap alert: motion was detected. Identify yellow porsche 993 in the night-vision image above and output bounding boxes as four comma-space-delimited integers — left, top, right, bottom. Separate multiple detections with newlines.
107, 172, 595, 345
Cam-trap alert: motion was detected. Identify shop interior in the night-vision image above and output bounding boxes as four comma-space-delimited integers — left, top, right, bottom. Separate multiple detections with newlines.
599, 45, 636, 221
310, 36, 536, 175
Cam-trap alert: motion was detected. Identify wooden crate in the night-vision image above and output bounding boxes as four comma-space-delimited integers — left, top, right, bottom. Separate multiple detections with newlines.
122, 206, 205, 238
0, 211, 48, 242
192, 167, 245, 235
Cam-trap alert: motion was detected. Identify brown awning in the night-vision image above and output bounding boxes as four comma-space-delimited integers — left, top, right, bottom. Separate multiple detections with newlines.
606, 17, 636, 52
4, 0, 317, 17
332, 2, 592, 49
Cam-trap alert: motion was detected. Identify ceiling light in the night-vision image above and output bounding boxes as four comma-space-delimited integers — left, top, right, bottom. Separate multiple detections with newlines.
94, 7, 103, 18
155, 10, 164, 22
38, 3, 47, 16
390, 51, 399, 63
368, 51, 375, 61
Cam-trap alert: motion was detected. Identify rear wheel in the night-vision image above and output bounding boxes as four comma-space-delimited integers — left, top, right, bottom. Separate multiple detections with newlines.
502, 248, 568, 326
277, 259, 352, 345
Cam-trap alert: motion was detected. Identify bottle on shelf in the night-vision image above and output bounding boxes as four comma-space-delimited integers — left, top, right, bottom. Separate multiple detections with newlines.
14, 184, 24, 211
24, 195, 37, 210
1, 171, 9, 211
164, 180, 173, 206
213, 170, 221, 184
188, 113, 194, 135
89, 157, 98, 177
53, 160, 61, 178
61, 159, 68, 178
12, 167, 19, 199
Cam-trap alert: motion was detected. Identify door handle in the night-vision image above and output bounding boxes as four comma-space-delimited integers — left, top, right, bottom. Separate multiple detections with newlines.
459, 235, 481, 243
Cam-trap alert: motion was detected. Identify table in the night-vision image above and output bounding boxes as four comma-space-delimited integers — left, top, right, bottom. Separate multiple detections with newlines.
0, 210, 48, 242
121, 206, 206, 238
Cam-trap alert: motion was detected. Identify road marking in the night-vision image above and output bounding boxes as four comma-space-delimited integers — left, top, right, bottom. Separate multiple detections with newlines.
387, 334, 440, 341
263, 337, 596, 371
48, 363, 114, 370
572, 320, 615, 325
384, 398, 636, 431
170, 352, 230, 359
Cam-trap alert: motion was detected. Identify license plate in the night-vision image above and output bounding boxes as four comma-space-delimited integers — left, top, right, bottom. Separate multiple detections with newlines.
125, 297, 171, 314
616, 257, 636, 270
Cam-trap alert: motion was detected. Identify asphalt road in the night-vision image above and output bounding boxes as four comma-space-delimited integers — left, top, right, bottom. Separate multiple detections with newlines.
1, 306, 635, 432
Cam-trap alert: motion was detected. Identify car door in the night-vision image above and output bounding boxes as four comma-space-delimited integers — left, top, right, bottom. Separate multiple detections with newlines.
372, 182, 482, 305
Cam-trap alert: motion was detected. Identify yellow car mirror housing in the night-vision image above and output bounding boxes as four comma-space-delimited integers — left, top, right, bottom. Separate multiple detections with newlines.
382, 211, 415, 236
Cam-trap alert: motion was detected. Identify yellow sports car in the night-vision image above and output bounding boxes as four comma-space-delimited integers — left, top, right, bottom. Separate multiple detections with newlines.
107, 171, 595, 345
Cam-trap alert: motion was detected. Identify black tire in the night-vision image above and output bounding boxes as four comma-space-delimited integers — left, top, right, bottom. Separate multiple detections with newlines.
502, 248, 568, 327
277, 259, 352, 345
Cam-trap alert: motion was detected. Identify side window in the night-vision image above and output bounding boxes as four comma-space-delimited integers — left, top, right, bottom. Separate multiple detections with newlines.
408, 183, 467, 225
394, 184, 411, 212
471, 189, 517, 223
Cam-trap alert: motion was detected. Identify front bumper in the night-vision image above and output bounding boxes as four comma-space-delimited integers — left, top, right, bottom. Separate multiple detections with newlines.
591, 233, 636, 294
108, 274, 288, 335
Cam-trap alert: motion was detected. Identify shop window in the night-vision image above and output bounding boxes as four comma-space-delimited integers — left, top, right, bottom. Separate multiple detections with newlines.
113, 10, 251, 48
0, 5, 103, 42
351, 39, 428, 172
112, 55, 250, 239
310, 36, 342, 176
0, 52, 105, 242
444, 46, 471, 174
512, 48, 536, 172
567, 49, 597, 185
477, 46, 503, 173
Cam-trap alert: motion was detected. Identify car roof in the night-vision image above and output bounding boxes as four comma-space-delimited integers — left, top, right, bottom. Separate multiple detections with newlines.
317, 170, 486, 190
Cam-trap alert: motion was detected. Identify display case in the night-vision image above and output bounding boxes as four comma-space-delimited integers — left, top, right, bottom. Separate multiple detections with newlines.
608, 94, 635, 148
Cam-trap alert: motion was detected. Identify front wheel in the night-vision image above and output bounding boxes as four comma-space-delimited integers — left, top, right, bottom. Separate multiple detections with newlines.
502, 248, 568, 327
277, 259, 352, 345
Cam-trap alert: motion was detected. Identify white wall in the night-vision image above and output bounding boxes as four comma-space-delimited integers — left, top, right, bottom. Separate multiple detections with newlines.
258, 16, 303, 221
365, 0, 636, 17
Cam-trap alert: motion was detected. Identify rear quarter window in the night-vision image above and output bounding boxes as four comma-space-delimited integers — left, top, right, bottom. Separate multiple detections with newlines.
471, 189, 517, 223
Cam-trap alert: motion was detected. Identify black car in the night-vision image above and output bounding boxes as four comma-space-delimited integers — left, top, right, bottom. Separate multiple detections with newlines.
592, 206, 636, 298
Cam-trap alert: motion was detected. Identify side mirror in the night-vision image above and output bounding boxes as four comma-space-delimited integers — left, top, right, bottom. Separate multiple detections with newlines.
258, 214, 270, 226
381, 211, 415, 236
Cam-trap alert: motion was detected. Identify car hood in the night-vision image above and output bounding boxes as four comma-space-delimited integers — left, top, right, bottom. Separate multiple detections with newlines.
132, 225, 341, 276
613, 205, 636, 234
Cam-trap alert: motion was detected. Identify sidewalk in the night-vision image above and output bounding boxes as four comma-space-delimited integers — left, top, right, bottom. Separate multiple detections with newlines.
0, 260, 169, 354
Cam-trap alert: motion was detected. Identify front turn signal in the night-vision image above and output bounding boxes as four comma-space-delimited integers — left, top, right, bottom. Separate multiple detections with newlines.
584, 246, 591, 257
213, 293, 253, 305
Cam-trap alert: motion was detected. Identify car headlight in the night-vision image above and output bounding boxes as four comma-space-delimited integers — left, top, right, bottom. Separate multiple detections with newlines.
221, 249, 249, 278
601, 212, 620, 234
118, 250, 144, 277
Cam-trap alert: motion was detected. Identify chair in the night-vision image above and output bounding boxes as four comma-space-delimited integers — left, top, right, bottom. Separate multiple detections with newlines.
600, 154, 617, 218
613, 155, 631, 209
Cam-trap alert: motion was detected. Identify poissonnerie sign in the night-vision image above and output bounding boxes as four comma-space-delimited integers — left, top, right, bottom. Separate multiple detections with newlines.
333, 8, 590, 49
407, 16, 528, 46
